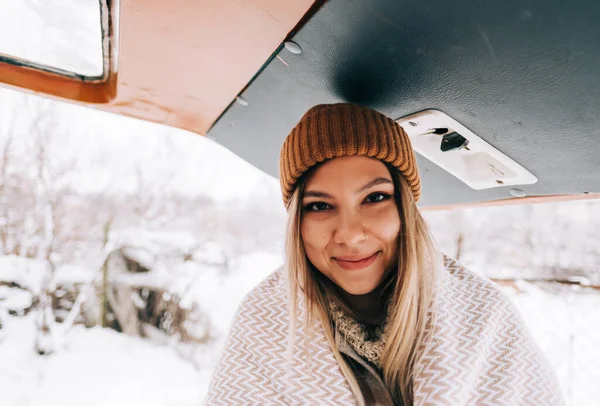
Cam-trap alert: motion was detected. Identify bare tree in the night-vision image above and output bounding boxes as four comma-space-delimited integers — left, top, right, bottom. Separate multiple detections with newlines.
0, 95, 93, 354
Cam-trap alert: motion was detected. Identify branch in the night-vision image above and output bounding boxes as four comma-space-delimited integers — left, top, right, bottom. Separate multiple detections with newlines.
61, 288, 87, 332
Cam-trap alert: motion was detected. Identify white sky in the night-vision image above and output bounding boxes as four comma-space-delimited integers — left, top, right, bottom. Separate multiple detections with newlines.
0, 84, 280, 203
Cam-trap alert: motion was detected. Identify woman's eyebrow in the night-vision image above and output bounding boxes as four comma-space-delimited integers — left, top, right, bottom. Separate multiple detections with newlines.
303, 177, 393, 199
303, 190, 333, 199
356, 177, 393, 193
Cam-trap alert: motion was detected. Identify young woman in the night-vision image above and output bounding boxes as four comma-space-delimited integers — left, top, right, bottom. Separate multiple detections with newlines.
205, 104, 564, 405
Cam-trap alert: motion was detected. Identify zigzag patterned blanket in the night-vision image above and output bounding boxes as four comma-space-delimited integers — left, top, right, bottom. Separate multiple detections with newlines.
205, 257, 565, 405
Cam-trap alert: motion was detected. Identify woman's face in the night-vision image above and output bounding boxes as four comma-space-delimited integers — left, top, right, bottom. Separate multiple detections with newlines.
300, 156, 401, 295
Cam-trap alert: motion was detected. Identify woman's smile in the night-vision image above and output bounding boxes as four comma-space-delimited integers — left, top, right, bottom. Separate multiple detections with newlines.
333, 251, 380, 270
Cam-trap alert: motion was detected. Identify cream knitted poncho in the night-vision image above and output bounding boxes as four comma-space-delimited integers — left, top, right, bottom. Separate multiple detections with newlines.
205, 257, 565, 405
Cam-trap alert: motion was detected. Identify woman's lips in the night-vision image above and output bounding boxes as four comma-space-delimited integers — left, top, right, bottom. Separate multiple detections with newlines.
334, 252, 379, 270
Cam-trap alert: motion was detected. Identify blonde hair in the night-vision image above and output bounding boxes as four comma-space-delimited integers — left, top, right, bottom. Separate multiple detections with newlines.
284, 163, 439, 405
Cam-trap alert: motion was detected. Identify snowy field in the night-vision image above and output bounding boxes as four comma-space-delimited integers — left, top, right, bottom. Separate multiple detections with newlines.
2, 253, 599, 405
507, 284, 600, 406
0, 251, 281, 405
1, 314, 206, 406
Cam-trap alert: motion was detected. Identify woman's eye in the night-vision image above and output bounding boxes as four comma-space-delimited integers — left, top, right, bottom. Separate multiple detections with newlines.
364, 192, 391, 204
304, 202, 331, 212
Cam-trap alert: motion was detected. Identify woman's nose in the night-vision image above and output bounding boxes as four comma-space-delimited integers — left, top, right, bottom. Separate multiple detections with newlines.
333, 212, 368, 247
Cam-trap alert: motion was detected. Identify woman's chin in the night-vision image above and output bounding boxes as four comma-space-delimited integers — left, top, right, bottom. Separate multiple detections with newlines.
331, 267, 385, 295
336, 279, 380, 296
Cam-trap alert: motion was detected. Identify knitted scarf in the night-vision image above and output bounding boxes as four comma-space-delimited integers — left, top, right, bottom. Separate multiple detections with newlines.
326, 293, 389, 368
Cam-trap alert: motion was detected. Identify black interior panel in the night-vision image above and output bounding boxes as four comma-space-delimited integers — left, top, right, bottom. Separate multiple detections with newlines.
207, 0, 600, 207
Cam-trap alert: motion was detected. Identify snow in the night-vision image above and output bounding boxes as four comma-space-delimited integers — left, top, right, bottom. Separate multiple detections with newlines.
503, 283, 600, 405
116, 250, 282, 334
0, 256, 95, 294
0, 314, 207, 406
0, 255, 48, 295
0, 249, 282, 405
53, 264, 95, 286
120, 246, 157, 272
183, 251, 281, 334
0, 286, 33, 312
117, 229, 200, 258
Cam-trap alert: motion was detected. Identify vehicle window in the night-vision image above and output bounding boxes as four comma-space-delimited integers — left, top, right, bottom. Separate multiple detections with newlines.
0, 0, 103, 77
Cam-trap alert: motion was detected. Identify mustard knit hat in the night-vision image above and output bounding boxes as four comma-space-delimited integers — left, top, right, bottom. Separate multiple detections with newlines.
279, 103, 420, 207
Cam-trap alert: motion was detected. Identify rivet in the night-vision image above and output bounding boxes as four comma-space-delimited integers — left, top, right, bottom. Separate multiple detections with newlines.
236, 96, 248, 107
284, 41, 302, 55
509, 188, 527, 198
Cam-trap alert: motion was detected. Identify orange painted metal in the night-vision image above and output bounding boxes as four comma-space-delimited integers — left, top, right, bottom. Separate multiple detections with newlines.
0, 0, 316, 135
422, 193, 600, 211
0, 61, 117, 102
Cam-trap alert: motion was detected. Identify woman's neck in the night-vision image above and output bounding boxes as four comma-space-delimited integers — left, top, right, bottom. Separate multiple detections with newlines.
338, 288, 387, 325
326, 272, 395, 326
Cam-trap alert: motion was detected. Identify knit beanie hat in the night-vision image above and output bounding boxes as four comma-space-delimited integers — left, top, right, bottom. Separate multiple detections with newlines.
279, 103, 420, 207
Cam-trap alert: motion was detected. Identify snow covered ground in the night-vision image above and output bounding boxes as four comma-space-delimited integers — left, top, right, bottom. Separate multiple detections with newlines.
506, 283, 600, 405
1, 314, 207, 406
2, 255, 599, 405
0, 250, 282, 405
